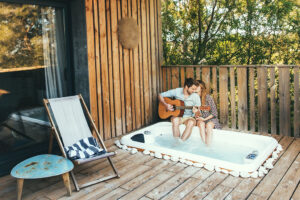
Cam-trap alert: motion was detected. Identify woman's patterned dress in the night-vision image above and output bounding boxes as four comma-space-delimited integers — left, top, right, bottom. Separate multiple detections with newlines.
199, 94, 222, 129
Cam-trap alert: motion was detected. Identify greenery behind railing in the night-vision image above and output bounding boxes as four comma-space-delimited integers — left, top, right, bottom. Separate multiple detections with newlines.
161, 65, 299, 138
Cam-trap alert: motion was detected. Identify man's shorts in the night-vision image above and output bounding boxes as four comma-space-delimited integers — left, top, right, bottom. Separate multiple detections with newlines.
181, 117, 195, 124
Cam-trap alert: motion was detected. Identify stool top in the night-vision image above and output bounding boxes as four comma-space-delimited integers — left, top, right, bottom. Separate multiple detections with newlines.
11, 154, 74, 179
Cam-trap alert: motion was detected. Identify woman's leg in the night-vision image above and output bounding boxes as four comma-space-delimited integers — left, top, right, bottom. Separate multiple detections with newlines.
205, 121, 215, 145
181, 119, 196, 141
197, 120, 206, 143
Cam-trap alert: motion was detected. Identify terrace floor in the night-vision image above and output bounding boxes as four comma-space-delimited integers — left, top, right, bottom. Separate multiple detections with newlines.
0, 133, 299, 200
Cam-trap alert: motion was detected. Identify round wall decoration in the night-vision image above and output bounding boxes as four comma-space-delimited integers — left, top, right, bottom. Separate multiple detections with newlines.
118, 17, 140, 49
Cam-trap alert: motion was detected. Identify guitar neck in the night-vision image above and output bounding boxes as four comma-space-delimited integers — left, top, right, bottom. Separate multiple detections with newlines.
175, 106, 194, 110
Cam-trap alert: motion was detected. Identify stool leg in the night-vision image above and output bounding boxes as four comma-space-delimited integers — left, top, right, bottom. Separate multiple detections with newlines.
17, 178, 24, 200
62, 173, 72, 196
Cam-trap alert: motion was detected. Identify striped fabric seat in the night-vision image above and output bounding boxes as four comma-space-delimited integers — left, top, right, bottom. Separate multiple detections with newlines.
64, 137, 106, 160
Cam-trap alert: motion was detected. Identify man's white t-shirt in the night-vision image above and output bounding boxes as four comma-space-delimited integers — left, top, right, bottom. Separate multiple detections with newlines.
160, 88, 201, 117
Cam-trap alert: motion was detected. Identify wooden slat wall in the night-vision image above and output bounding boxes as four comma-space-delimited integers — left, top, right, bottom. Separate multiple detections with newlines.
86, 0, 162, 140
237, 67, 247, 131
162, 65, 300, 137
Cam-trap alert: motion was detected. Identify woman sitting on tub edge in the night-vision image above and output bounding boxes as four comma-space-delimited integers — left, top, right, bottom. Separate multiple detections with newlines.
195, 80, 221, 146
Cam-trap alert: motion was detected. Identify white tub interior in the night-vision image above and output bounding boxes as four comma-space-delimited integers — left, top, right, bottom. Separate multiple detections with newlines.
120, 122, 278, 174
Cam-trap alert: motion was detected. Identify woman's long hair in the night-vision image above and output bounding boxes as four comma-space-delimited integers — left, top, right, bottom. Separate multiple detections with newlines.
197, 80, 207, 106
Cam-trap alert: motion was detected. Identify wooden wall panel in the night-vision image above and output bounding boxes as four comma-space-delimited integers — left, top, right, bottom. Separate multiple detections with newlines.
86, 0, 161, 140
219, 67, 228, 127
99, 0, 111, 140
237, 67, 248, 131
279, 68, 291, 136
294, 66, 299, 137
257, 66, 268, 132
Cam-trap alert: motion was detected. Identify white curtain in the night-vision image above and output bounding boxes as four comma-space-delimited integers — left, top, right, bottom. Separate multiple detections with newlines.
42, 7, 66, 98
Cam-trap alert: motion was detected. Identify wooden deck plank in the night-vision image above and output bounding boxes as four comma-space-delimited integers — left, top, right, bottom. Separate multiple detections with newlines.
146, 166, 200, 199
65, 164, 151, 200
182, 172, 228, 200
247, 194, 266, 200
224, 178, 261, 200
165, 162, 187, 173
139, 197, 152, 200
250, 138, 300, 199
291, 183, 300, 200
121, 160, 174, 190
162, 177, 204, 200
97, 187, 129, 200
220, 175, 243, 188
47, 154, 141, 200
2, 135, 299, 200
192, 168, 214, 180
225, 135, 294, 200
267, 153, 300, 200
203, 184, 233, 200
119, 171, 175, 200
48, 159, 134, 199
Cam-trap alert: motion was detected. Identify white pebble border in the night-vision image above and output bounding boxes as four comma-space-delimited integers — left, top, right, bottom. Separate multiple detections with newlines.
114, 140, 282, 178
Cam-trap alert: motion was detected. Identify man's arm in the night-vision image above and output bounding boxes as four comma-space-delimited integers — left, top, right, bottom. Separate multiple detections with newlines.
158, 89, 178, 111
158, 94, 174, 111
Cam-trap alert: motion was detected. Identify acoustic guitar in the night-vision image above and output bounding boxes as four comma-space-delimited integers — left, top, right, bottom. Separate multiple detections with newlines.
158, 97, 210, 119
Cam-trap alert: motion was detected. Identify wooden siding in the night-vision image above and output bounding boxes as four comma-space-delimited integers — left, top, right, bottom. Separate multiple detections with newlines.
162, 65, 300, 138
86, 0, 162, 140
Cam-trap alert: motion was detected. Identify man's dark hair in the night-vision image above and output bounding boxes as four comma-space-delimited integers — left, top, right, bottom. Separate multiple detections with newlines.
184, 78, 199, 88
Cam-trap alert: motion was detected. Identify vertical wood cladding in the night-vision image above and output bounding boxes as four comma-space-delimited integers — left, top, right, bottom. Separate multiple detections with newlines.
86, 0, 162, 140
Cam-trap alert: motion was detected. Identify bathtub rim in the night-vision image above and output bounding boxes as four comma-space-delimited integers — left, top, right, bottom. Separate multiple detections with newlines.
120, 122, 278, 173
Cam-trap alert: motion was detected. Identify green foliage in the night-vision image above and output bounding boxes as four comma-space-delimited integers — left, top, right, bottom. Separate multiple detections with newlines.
0, 3, 44, 69
162, 0, 299, 65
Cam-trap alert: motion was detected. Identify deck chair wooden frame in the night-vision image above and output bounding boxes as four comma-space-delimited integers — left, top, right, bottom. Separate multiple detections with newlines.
43, 94, 119, 191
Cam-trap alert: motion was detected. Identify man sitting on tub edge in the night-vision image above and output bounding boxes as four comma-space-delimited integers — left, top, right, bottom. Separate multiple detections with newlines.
158, 78, 201, 141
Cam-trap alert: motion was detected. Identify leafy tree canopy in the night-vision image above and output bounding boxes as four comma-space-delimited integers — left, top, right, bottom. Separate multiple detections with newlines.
162, 0, 299, 65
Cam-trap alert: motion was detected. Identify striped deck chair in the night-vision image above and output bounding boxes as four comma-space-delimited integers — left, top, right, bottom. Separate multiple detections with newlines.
43, 94, 119, 191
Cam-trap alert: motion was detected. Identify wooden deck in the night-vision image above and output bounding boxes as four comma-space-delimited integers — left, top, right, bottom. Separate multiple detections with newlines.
0, 133, 299, 200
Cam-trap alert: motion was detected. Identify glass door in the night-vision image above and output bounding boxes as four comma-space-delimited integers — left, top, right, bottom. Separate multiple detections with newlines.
0, 1, 70, 176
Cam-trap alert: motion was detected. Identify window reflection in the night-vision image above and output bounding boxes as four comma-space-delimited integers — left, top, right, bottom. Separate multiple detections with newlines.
0, 2, 68, 176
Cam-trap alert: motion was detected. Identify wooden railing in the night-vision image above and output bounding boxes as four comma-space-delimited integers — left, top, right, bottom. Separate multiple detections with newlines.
161, 65, 299, 138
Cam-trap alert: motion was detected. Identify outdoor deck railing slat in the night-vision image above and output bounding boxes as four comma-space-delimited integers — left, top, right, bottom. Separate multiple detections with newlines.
294, 66, 299, 138
161, 65, 299, 137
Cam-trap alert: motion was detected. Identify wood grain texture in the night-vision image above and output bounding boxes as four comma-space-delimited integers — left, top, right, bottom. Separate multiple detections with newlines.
294, 66, 299, 137
269, 67, 276, 134
257, 66, 268, 133
237, 67, 248, 130
219, 67, 228, 127
86, 0, 161, 139
249, 67, 255, 131
202, 67, 210, 93
279, 68, 291, 136
99, 0, 111, 139
230, 67, 236, 129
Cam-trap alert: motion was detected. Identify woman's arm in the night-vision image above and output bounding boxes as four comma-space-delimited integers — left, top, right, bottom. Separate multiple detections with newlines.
207, 95, 218, 118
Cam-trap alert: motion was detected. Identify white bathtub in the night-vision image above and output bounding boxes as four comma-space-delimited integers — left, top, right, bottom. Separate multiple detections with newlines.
120, 122, 278, 174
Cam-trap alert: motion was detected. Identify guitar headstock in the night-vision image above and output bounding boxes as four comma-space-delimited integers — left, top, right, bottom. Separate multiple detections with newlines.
199, 106, 211, 111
